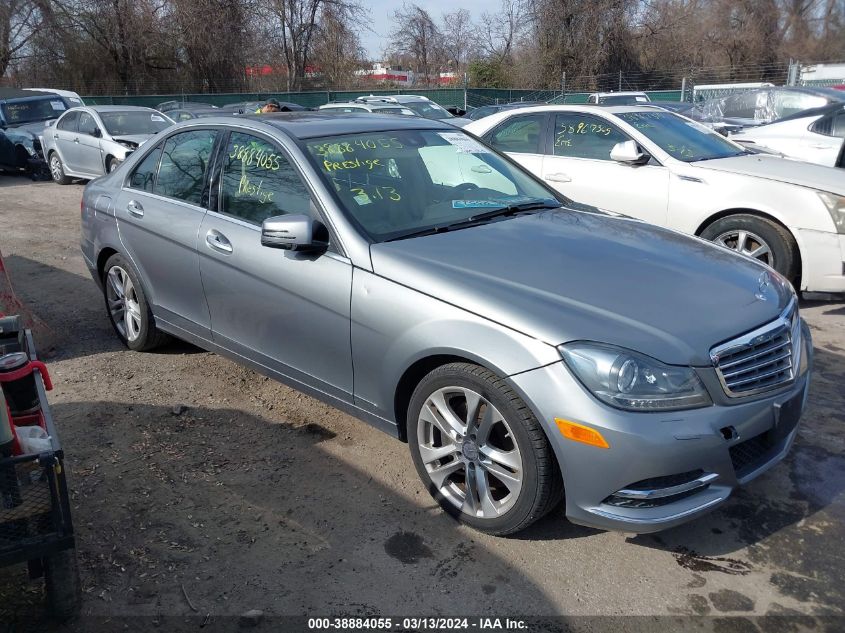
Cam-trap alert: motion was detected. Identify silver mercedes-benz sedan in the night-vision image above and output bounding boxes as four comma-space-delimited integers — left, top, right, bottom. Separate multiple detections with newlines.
80, 113, 812, 535
42, 105, 173, 183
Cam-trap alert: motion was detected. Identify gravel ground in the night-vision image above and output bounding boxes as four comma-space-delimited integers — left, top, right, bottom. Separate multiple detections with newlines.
0, 174, 844, 632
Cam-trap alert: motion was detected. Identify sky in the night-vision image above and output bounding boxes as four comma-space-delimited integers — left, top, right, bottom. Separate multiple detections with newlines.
359, 0, 492, 60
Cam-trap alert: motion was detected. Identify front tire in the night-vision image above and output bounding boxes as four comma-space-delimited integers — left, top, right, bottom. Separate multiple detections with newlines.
49, 153, 71, 185
700, 214, 798, 282
102, 253, 169, 351
407, 363, 562, 535
106, 156, 119, 173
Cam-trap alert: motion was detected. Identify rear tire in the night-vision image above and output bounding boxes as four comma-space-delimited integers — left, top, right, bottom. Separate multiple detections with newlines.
407, 362, 562, 535
102, 253, 169, 351
700, 214, 798, 282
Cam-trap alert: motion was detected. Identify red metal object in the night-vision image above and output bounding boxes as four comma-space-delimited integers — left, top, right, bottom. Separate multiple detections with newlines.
0, 360, 52, 391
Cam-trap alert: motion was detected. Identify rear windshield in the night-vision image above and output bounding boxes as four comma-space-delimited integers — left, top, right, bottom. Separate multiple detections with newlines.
1, 98, 67, 124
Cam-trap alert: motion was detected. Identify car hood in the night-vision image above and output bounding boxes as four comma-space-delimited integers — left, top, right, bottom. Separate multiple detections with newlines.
5, 120, 52, 139
692, 153, 845, 194
369, 210, 793, 366
109, 134, 153, 146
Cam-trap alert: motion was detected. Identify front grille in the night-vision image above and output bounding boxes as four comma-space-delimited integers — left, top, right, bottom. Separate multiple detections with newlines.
711, 302, 799, 397
729, 433, 772, 476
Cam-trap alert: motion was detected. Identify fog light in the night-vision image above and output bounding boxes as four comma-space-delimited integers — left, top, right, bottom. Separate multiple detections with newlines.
555, 418, 609, 449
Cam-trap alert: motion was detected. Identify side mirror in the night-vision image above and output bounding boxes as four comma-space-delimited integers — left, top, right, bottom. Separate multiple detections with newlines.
610, 140, 650, 165
93, 127, 103, 138
261, 214, 328, 252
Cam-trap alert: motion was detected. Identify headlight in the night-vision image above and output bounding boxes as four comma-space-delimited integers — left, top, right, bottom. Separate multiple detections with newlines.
818, 191, 845, 234
560, 342, 712, 411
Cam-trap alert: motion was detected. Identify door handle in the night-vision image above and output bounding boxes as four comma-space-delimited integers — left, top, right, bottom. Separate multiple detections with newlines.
206, 230, 233, 254
73, 137, 79, 144
546, 173, 572, 183
126, 200, 144, 218
53, 134, 58, 140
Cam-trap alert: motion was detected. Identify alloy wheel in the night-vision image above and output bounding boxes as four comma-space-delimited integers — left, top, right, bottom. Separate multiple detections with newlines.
713, 229, 774, 267
50, 155, 64, 182
417, 386, 523, 519
105, 266, 142, 342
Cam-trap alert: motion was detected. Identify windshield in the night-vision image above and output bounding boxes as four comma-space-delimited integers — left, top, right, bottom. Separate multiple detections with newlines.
404, 102, 453, 119
100, 111, 171, 136
1, 98, 67, 124
617, 111, 746, 162
303, 129, 562, 242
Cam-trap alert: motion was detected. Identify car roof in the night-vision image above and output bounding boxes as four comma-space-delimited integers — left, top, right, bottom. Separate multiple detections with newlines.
474, 104, 664, 115
85, 105, 162, 113
0, 87, 57, 101
186, 112, 453, 139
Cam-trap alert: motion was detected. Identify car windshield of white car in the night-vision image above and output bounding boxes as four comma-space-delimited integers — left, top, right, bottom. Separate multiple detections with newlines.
304, 129, 563, 242
100, 111, 171, 136
1, 98, 67, 124
618, 111, 748, 162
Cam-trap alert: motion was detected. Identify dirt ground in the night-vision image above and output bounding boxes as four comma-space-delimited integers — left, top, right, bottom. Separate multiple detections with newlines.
0, 174, 844, 632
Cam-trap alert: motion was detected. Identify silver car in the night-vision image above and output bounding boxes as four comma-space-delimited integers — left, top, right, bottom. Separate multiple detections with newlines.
80, 113, 812, 535
43, 106, 173, 183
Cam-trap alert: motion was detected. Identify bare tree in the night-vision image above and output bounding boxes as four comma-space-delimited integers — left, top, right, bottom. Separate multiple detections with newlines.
310, 4, 365, 88
389, 3, 443, 84
0, 0, 41, 76
439, 8, 475, 69
259, 0, 364, 91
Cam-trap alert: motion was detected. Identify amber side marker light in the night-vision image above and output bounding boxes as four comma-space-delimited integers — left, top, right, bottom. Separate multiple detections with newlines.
555, 418, 610, 449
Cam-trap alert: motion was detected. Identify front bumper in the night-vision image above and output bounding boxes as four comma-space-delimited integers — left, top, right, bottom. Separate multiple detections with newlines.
509, 323, 813, 533
793, 228, 845, 295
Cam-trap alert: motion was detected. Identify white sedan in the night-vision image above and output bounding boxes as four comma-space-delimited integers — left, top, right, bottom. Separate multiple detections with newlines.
465, 105, 845, 294
730, 102, 845, 169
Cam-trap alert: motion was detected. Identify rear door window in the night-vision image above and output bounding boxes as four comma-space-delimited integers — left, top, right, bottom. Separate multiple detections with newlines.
128, 144, 163, 192
154, 130, 217, 205
56, 111, 79, 131
486, 114, 545, 153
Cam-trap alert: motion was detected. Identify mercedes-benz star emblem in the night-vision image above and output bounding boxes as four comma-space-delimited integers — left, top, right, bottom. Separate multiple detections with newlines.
755, 272, 770, 301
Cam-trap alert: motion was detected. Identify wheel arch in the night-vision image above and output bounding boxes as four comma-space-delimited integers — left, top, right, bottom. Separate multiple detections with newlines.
694, 207, 803, 281
394, 353, 510, 443
96, 247, 120, 282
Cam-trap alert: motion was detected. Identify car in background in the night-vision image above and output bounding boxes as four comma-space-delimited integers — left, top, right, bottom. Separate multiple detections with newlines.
465, 105, 845, 294
168, 107, 229, 122
587, 92, 650, 105
156, 100, 216, 113
318, 102, 416, 116
82, 112, 811, 536
42, 106, 173, 183
0, 88, 71, 175
220, 101, 306, 114
355, 95, 454, 120
692, 86, 845, 131
24, 88, 85, 107
455, 102, 547, 126
730, 102, 845, 169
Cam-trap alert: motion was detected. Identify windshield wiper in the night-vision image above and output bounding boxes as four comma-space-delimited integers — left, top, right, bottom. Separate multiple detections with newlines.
463, 198, 562, 223
384, 198, 561, 243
